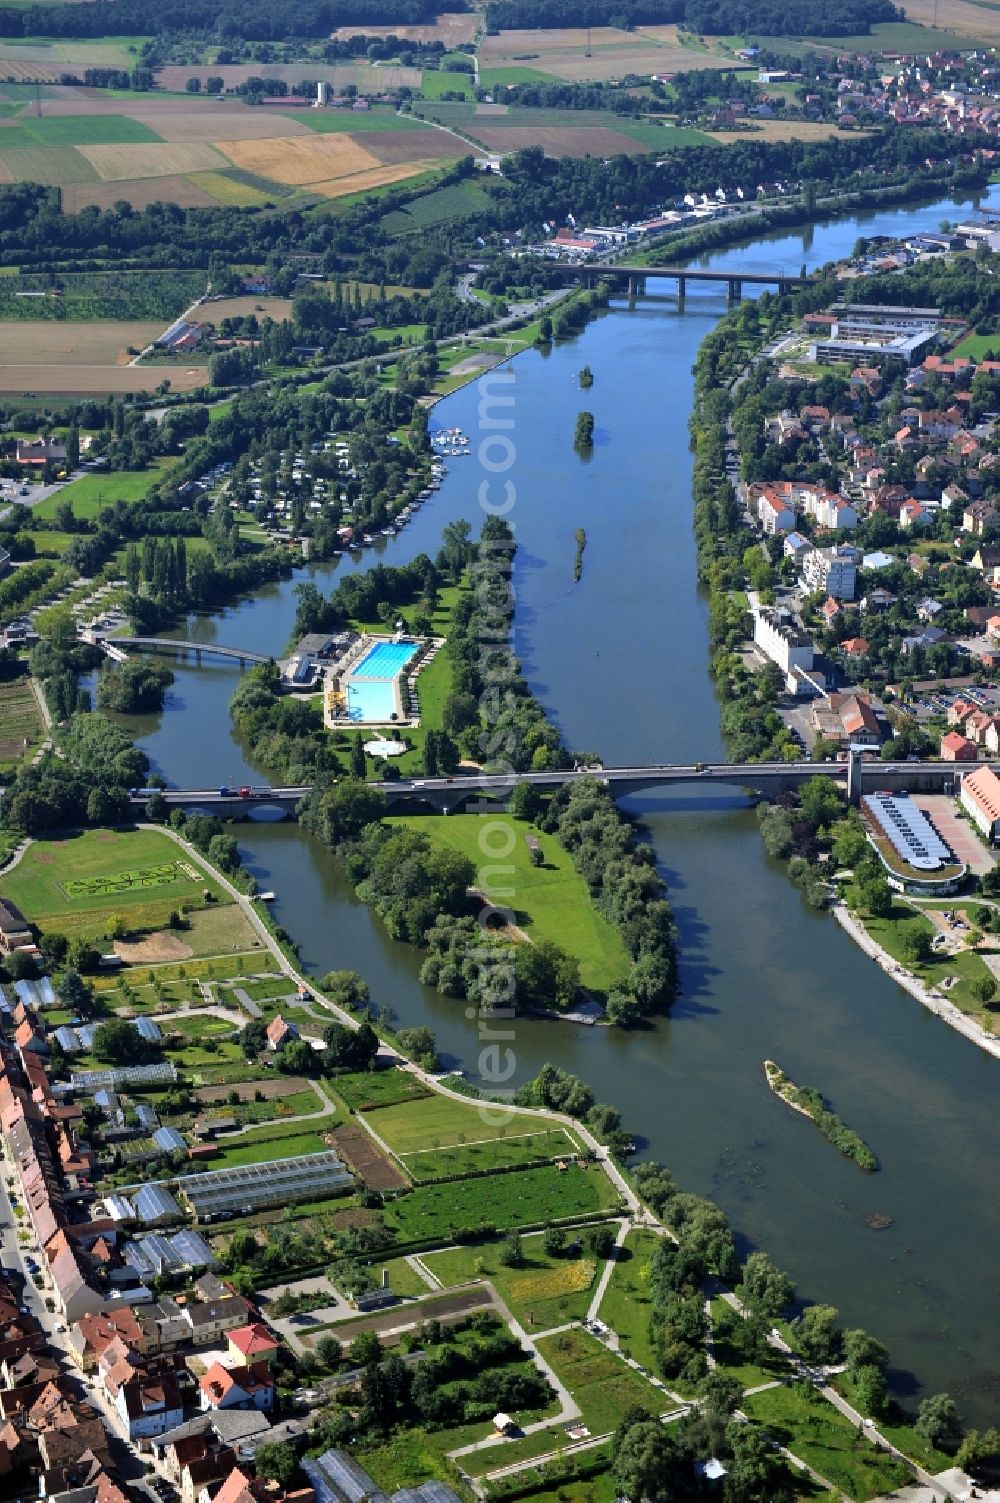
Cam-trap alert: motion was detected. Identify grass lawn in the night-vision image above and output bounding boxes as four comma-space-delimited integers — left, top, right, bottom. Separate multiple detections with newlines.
594, 1229, 664, 1371
0, 828, 225, 939
179, 902, 263, 957
536, 1327, 668, 1436
403, 1127, 584, 1182
742, 1383, 911, 1501
385, 1162, 619, 1243
33, 463, 169, 521
422, 1228, 603, 1330
0, 675, 45, 773
376, 1255, 433, 1298
331, 1068, 431, 1111
206, 1124, 332, 1168
947, 332, 1000, 360
361, 1091, 578, 1155
354, 1431, 455, 1493
478, 64, 562, 87
831, 1377, 954, 1473
419, 68, 475, 98
386, 813, 631, 993
854, 895, 996, 1020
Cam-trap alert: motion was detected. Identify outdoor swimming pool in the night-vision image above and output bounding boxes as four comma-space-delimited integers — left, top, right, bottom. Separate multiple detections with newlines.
346, 639, 420, 723
352, 641, 419, 680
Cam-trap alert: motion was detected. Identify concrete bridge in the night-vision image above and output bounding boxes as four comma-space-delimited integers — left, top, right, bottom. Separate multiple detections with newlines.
130, 758, 965, 820
112, 637, 272, 667
552, 263, 812, 302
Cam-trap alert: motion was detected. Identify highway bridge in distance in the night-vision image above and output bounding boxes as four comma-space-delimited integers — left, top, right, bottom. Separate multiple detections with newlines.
548, 263, 813, 299
130, 758, 966, 819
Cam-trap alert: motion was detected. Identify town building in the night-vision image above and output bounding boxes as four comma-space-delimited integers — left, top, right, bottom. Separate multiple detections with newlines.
960, 764, 1000, 841
752, 607, 814, 678
802, 545, 857, 600
940, 730, 978, 761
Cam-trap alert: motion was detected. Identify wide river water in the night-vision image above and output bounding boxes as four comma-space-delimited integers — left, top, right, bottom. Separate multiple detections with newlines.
114, 186, 1000, 1421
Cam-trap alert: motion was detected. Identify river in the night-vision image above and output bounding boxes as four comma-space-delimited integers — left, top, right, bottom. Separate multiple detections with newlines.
111, 184, 1000, 1422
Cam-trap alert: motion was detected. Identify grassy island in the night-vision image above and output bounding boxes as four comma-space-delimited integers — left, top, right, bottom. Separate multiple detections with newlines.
764, 1060, 878, 1172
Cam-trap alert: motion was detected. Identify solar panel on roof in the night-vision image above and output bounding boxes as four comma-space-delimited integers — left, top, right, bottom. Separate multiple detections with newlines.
863, 793, 952, 872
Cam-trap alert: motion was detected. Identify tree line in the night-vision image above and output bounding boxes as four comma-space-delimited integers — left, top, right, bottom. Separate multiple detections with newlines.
484, 0, 898, 34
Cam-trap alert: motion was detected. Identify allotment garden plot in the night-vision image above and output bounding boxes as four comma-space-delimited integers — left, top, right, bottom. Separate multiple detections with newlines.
362, 1091, 585, 1181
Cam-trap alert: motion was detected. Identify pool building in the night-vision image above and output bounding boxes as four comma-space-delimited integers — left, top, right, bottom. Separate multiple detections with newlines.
323, 633, 441, 728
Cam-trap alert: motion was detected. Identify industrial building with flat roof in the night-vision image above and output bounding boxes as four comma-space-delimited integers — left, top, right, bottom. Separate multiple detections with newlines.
862, 792, 964, 893
179, 1151, 353, 1221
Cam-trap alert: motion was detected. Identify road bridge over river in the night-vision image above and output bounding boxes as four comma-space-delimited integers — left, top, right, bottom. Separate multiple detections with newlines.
131, 757, 965, 819
550, 263, 813, 301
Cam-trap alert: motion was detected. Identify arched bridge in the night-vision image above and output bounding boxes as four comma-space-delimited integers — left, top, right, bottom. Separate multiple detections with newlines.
131, 759, 965, 819
112, 637, 272, 666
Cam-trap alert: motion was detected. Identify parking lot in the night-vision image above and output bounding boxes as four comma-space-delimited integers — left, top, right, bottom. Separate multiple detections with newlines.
912, 794, 995, 876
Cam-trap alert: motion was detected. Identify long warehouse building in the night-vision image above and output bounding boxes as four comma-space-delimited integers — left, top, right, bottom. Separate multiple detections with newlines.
178, 1151, 353, 1221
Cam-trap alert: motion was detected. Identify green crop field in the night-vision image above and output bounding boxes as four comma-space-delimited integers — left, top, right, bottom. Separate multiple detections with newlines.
386, 813, 631, 992
34, 464, 165, 520
0, 145, 97, 184
0, 115, 160, 150
0, 676, 45, 772
383, 1161, 619, 1242
362, 1091, 578, 1155
423, 1227, 603, 1328
380, 179, 501, 234
419, 68, 475, 99
478, 65, 562, 87
0, 828, 225, 934
298, 108, 427, 132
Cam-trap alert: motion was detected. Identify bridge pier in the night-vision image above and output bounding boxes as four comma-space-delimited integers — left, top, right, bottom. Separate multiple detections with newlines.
727, 277, 742, 303
627, 274, 646, 298
676, 274, 685, 305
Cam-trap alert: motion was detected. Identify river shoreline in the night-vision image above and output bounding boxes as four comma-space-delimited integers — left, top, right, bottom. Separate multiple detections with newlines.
833, 902, 1000, 1062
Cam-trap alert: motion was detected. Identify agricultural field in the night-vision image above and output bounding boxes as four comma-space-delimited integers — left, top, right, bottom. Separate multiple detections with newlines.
202, 294, 293, 323
706, 119, 865, 143
330, 15, 479, 45
477, 25, 737, 82
0, 322, 163, 368
0, 676, 45, 772
34, 463, 165, 520
422, 1228, 604, 1328
383, 1162, 619, 1243
0, 88, 466, 207
418, 68, 476, 99
899, 0, 1000, 42
380, 177, 500, 233
0, 361, 208, 395
386, 814, 631, 992
155, 63, 423, 92
0, 827, 226, 939
328, 1120, 410, 1190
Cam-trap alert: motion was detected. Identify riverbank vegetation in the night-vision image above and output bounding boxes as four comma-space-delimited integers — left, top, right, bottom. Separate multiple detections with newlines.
573, 528, 586, 583
764, 1059, 878, 1170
